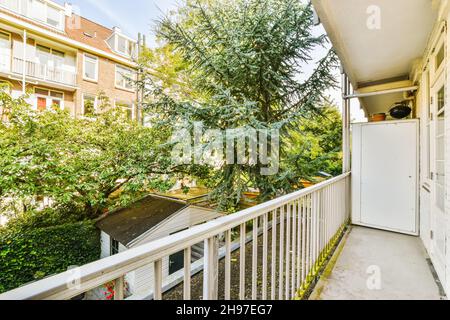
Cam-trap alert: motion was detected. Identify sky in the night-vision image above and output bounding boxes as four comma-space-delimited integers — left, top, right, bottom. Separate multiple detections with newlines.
56, 0, 365, 121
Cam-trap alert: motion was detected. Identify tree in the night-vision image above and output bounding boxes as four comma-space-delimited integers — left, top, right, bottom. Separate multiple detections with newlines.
285, 103, 343, 181
143, 0, 339, 211
0, 91, 174, 231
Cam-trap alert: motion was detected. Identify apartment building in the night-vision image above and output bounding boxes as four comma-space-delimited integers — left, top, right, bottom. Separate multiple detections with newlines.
0, 0, 139, 119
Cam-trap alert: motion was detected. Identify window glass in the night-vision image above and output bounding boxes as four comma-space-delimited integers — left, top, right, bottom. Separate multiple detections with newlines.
111, 239, 119, 256
116, 100, 133, 119
35, 88, 48, 96
438, 86, 445, 112
115, 65, 134, 90
50, 91, 63, 99
84, 54, 98, 80
47, 5, 61, 28
117, 36, 126, 54
0, 0, 19, 11
30, 0, 46, 22
436, 44, 445, 71
83, 94, 96, 116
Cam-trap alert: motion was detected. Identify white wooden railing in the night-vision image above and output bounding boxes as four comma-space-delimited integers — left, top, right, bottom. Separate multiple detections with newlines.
0, 173, 351, 300
12, 57, 76, 86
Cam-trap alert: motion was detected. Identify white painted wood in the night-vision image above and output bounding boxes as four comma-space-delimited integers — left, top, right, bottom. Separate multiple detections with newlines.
183, 247, 191, 300
252, 218, 258, 300
239, 223, 246, 300
262, 213, 269, 300
301, 196, 307, 284
132, 206, 224, 247
154, 260, 162, 300
296, 199, 302, 290
114, 276, 124, 300
278, 207, 285, 300
224, 230, 231, 300
100, 232, 111, 259
352, 123, 362, 224
203, 237, 218, 300
271, 211, 277, 300
285, 204, 291, 299
291, 202, 297, 298
0, 174, 350, 300
352, 121, 419, 235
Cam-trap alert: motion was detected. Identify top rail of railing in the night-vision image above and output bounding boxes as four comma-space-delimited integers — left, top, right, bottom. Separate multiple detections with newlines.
0, 172, 351, 300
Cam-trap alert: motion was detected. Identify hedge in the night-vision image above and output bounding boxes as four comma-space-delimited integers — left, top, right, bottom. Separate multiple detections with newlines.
0, 221, 100, 294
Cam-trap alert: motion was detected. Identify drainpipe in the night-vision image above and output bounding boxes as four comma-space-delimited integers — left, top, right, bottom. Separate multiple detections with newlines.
341, 70, 351, 174
136, 33, 142, 124
22, 29, 27, 94
341, 70, 352, 219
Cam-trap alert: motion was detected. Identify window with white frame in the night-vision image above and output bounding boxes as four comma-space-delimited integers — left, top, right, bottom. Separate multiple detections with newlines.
0, 0, 65, 30
82, 94, 97, 116
0, 31, 10, 72
34, 87, 64, 111
0, 0, 20, 13
115, 65, 135, 90
83, 54, 98, 81
115, 100, 133, 120
107, 33, 137, 58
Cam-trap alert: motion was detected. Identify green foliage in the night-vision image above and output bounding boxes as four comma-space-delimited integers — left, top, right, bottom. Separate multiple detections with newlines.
0, 91, 175, 229
0, 221, 100, 294
285, 103, 343, 179
144, 0, 340, 211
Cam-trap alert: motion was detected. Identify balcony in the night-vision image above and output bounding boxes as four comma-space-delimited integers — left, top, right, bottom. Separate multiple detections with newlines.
0, 173, 351, 300
12, 57, 76, 87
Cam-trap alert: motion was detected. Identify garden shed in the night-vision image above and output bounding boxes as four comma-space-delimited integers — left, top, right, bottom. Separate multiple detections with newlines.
95, 194, 224, 298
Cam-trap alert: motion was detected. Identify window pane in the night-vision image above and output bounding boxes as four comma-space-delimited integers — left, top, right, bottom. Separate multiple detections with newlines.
0, 0, 19, 12
51, 99, 60, 110
117, 36, 126, 54
30, 0, 46, 22
436, 44, 445, 71
84, 55, 97, 80
35, 88, 48, 95
116, 65, 134, 89
111, 239, 119, 255
116, 100, 133, 119
83, 95, 96, 116
47, 5, 61, 28
438, 86, 445, 112
50, 91, 63, 98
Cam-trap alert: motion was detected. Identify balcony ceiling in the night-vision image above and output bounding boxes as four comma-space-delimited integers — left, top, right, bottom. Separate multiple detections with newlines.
312, 0, 439, 114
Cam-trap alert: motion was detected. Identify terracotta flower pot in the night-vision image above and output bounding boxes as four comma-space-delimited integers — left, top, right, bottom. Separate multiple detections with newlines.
371, 113, 386, 122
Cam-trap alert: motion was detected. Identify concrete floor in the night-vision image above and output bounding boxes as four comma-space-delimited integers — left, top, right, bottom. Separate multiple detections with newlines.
310, 226, 445, 300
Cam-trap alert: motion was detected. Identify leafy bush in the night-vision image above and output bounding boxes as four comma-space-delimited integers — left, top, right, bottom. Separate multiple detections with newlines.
0, 221, 100, 294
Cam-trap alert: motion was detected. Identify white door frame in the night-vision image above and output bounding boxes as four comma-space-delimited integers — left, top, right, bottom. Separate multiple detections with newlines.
430, 67, 447, 285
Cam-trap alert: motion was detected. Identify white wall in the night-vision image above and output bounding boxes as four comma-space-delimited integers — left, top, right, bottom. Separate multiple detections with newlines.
445, 7, 450, 294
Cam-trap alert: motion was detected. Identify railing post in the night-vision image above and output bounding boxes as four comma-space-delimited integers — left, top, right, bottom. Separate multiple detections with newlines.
154, 259, 162, 300
262, 213, 269, 300
224, 230, 231, 300
114, 276, 125, 300
271, 210, 277, 300
183, 247, 191, 300
251, 218, 258, 300
239, 223, 246, 300
203, 236, 218, 300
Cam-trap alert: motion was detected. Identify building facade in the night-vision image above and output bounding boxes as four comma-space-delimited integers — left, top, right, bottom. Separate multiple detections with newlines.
0, 0, 138, 119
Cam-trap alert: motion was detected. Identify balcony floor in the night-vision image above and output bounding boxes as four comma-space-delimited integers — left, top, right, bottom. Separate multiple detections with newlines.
310, 226, 445, 300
